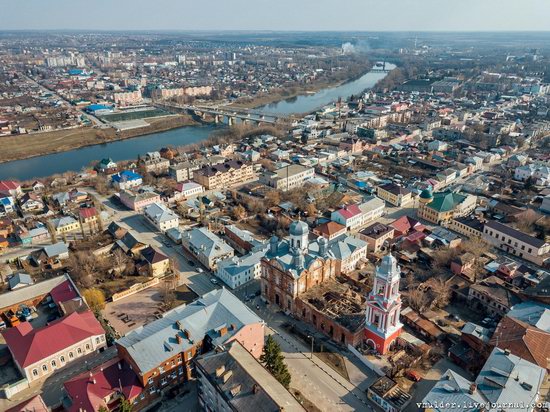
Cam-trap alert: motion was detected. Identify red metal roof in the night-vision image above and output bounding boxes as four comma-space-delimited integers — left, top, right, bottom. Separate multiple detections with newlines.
6, 395, 48, 412
64, 357, 143, 412
2, 311, 104, 368
0, 180, 20, 192
50, 279, 79, 305
79, 207, 97, 219
336, 204, 362, 220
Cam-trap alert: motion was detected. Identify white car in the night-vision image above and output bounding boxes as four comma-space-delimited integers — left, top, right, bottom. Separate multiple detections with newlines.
210, 278, 218, 284
197, 268, 204, 273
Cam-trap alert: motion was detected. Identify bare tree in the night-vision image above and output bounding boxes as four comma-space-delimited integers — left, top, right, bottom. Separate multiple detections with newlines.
426, 277, 452, 309
407, 288, 430, 313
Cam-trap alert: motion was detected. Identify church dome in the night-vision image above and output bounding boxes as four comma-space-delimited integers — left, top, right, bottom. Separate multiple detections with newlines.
289, 220, 309, 236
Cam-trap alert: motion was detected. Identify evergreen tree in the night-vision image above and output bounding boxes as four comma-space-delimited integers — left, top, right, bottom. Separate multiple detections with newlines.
260, 335, 292, 389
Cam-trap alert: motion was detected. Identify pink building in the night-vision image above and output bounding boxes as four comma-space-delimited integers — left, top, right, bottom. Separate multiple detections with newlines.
119, 190, 161, 211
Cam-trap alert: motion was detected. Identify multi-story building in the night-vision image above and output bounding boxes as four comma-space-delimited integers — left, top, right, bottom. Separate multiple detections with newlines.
196, 341, 305, 412
224, 224, 266, 254
112, 170, 143, 191
330, 196, 385, 231
377, 183, 412, 207
482, 220, 550, 265
140, 152, 170, 175
417, 189, 477, 225
448, 216, 484, 238
364, 255, 403, 354
182, 227, 234, 270
169, 162, 201, 182
359, 223, 394, 253
119, 190, 161, 211
3, 310, 106, 382
260, 164, 315, 192
143, 203, 179, 233
116, 289, 264, 405
422, 349, 546, 412
193, 161, 256, 190
216, 249, 267, 289
113, 90, 142, 107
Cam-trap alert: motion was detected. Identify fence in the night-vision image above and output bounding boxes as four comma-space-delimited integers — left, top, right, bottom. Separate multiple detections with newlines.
1, 378, 30, 399
347, 344, 385, 377
111, 278, 160, 302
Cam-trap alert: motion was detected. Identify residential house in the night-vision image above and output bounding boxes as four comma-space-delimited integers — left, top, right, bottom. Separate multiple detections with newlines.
468, 276, 521, 317
193, 161, 255, 190
115, 231, 147, 257
63, 357, 143, 412
140, 151, 170, 174
196, 341, 305, 412
139, 246, 170, 277
2, 310, 106, 382
422, 348, 546, 412
8, 273, 34, 290
95, 158, 118, 174
182, 227, 234, 270
19, 193, 44, 213
79, 207, 99, 227
143, 203, 179, 233
260, 164, 315, 192
216, 249, 267, 289
112, 170, 143, 191
50, 216, 80, 235
359, 223, 394, 253
174, 181, 204, 200
119, 190, 161, 211
482, 220, 550, 265
313, 221, 347, 241
0, 180, 22, 198
377, 183, 412, 207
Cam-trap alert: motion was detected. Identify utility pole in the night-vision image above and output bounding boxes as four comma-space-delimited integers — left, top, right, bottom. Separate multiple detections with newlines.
308, 335, 314, 359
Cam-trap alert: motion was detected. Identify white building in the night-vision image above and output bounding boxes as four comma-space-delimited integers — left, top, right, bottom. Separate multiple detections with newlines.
3, 311, 106, 383
260, 164, 315, 192
514, 164, 550, 186
175, 181, 204, 199
182, 227, 234, 270
215, 248, 267, 289
330, 196, 385, 231
143, 202, 179, 232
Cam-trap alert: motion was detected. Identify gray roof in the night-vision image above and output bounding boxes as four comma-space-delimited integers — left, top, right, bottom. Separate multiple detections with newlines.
183, 227, 233, 259
422, 369, 485, 412
461, 322, 491, 343
117, 288, 262, 374
476, 347, 546, 407
217, 249, 267, 277
266, 234, 366, 278
43, 242, 69, 258
8, 273, 33, 290
196, 342, 305, 412
0, 273, 74, 311
508, 301, 550, 333
144, 202, 178, 224
51, 216, 78, 229
485, 220, 547, 249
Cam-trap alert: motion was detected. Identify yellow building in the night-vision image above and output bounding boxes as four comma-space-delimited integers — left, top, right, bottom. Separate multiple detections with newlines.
193, 160, 255, 190
377, 183, 412, 207
417, 190, 477, 225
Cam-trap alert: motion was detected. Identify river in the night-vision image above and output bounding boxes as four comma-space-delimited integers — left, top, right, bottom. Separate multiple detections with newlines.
0, 63, 394, 180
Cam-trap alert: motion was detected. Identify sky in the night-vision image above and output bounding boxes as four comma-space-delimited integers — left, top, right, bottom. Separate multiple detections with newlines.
2, 0, 550, 32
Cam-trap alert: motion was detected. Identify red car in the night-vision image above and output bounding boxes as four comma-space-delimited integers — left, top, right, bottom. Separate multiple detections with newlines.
406, 370, 422, 382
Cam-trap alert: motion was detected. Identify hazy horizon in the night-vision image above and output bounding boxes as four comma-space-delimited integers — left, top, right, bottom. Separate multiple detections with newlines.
3, 0, 550, 32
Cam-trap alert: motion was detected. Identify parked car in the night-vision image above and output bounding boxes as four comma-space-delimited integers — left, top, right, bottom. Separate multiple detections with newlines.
197, 268, 204, 273
406, 370, 422, 382
210, 278, 218, 284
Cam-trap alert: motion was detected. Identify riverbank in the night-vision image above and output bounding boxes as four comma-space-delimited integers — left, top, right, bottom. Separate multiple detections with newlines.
0, 114, 198, 164
230, 63, 374, 110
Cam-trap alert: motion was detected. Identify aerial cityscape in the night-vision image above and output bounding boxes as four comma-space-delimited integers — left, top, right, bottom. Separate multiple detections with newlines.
2, 2, 550, 412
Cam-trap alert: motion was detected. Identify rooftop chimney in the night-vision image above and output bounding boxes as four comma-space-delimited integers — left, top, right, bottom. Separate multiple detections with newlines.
469, 383, 477, 395
252, 383, 260, 394
216, 365, 225, 378
222, 370, 233, 383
